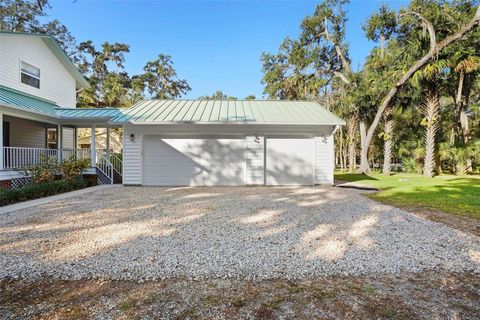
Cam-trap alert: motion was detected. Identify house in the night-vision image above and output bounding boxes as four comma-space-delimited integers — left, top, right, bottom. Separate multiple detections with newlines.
0, 31, 122, 185
0, 31, 344, 188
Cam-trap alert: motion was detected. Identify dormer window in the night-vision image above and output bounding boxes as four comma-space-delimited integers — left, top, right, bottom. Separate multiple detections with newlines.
20, 61, 40, 89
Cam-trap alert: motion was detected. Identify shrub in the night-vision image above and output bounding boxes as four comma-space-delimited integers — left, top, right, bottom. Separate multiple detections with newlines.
0, 178, 96, 206
25, 155, 90, 183
24, 155, 59, 183
59, 156, 90, 181
402, 158, 420, 174
439, 141, 480, 175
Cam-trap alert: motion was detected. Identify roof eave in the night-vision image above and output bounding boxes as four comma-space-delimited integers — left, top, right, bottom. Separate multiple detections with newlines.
0, 102, 59, 119
111, 120, 345, 126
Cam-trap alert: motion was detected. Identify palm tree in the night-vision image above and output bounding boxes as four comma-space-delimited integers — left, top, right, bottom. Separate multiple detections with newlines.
381, 106, 394, 175
439, 141, 480, 175
412, 59, 448, 177
421, 87, 440, 177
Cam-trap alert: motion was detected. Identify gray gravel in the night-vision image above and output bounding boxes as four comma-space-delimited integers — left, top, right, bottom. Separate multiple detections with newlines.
1, 186, 479, 281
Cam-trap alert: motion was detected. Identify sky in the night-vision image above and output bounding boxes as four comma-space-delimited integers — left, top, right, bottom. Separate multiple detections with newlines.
47, 0, 409, 99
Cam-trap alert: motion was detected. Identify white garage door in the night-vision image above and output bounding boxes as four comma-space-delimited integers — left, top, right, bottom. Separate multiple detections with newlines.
265, 137, 315, 185
143, 136, 246, 186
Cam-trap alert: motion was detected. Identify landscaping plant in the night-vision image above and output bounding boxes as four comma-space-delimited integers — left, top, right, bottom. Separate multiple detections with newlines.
0, 178, 96, 206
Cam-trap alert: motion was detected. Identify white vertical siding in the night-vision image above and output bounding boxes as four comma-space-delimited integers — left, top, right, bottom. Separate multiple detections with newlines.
122, 126, 142, 185
0, 35, 76, 107
62, 127, 74, 149
5, 116, 46, 148
246, 135, 264, 185
315, 135, 334, 185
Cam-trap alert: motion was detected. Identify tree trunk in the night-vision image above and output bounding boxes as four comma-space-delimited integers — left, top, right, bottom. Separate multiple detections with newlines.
460, 109, 469, 143
451, 70, 465, 144
339, 128, 345, 171
382, 109, 394, 175
380, 34, 385, 59
423, 87, 440, 178
346, 115, 357, 172
359, 120, 370, 173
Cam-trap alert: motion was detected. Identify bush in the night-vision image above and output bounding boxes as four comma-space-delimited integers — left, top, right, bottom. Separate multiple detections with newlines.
25, 155, 90, 183
59, 157, 90, 181
402, 158, 420, 174
0, 178, 96, 206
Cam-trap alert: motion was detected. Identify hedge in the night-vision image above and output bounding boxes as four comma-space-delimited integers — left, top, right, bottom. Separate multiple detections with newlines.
0, 178, 96, 206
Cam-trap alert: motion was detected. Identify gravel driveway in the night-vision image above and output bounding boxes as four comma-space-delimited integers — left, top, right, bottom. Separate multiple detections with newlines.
1, 186, 479, 281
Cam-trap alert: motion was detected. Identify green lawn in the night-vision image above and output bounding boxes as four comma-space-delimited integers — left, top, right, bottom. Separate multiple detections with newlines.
335, 172, 480, 219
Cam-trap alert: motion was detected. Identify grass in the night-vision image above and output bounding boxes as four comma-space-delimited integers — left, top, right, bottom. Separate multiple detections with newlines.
335, 172, 480, 219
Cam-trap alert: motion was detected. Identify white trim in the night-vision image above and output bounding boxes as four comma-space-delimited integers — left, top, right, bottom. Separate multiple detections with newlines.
0, 112, 3, 170
20, 60, 41, 89
90, 125, 96, 166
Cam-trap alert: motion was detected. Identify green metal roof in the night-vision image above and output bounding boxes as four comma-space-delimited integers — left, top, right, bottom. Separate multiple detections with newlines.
110, 100, 345, 125
0, 85, 344, 126
56, 108, 122, 119
0, 31, 89, 88
0, 85, 58, 115
0, 85, 121, 120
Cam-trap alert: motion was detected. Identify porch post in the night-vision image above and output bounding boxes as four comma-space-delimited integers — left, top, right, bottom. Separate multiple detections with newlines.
0, 112, 3, 170
106, 127, 110, 158
91, 124, 96, 167
57, 124, 63, 163
74, 125, 78, 149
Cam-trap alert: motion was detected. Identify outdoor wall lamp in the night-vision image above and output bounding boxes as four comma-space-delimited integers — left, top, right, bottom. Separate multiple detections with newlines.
129, 134, 135, 142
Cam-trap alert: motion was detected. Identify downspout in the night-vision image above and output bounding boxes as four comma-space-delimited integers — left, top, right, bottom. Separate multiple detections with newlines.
332, 125, 340, 135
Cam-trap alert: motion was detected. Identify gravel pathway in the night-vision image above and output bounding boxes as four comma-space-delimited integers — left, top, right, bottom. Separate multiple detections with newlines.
1, 186, 479, 281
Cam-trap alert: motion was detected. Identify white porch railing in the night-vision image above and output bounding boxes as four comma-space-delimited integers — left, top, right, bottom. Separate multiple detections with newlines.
2, 147, 123, 184
62, 148, 91, 161
3, 147, 58, 169
96, 156, 114, 184
3, 147, 94, 169
110, 153, 122, 175
97, 149, 122, 175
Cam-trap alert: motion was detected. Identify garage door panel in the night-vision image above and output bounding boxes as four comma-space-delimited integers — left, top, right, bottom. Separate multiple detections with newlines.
143, 136, 245, 186
266, 138, 314, 186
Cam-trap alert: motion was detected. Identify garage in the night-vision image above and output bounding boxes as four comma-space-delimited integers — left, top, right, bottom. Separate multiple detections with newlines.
116, 100, 344, 187
265, 137, 315, 185
143, 135, 246, 186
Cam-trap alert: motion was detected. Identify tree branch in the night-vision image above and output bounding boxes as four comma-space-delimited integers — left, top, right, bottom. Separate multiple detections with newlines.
324, 17, 351, 75
315, 69, 351, 85
362, 5, 480, 170
400, 11, 437, 54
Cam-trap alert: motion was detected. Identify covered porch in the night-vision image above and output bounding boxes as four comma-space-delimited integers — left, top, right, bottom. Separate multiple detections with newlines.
0, 113, 123, 183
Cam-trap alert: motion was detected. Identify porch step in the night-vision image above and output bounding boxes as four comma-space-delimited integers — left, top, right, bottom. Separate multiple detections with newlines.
95, 168, 122, 184
113, 171, 122, 184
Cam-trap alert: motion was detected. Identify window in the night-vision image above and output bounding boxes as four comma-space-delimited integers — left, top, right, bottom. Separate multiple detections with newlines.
46, 128, 57, 149
21, 61, 40, 88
